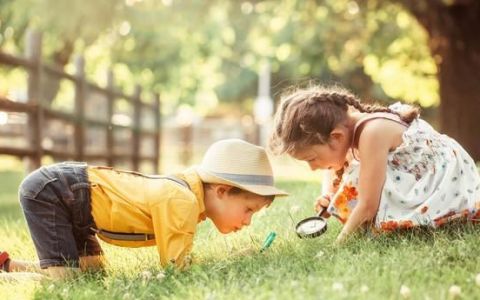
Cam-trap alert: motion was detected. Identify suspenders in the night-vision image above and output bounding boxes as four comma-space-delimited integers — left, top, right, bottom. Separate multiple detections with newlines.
92, 175, 191, 241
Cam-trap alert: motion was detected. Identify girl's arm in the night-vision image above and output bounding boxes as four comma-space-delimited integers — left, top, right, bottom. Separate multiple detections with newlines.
336, 120, 401, 243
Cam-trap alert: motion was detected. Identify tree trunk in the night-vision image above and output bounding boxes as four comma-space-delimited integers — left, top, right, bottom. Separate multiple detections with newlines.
41, 40, 74, 105
399, 0, 480, 160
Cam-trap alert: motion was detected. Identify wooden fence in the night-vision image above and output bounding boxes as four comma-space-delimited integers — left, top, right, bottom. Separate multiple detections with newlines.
0, 30, 161, 173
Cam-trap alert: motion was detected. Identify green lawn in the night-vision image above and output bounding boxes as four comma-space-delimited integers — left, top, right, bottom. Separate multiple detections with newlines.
1, 171, 480, 299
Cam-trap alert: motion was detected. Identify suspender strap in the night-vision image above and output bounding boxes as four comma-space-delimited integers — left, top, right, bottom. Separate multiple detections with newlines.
163, 175, 191, 190
93, 175, 191, 241
92, 228, 156, 241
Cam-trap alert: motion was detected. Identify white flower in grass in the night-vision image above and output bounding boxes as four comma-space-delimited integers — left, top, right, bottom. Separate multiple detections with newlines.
47, 284, 55, 292
476, 273, 480, 286
290, 205, 301, 214
315, 251, 325, 259
141, 270, 152, 281
360, 284, 369, 293
400, 285, 411, 298
332, 282, 344, 291
448, 285, 461, 298
122, 293, 132, 300
156, 272, 166, 281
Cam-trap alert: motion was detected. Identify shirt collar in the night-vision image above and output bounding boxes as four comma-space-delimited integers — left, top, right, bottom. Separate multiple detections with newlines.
178, 168, 206, 222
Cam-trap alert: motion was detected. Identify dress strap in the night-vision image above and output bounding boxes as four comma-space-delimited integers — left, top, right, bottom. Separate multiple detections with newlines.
350, 112, 409, 161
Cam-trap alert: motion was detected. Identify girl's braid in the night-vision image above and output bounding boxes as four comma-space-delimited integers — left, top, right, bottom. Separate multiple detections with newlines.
323, 91, 419, 124
311, 91, 401, 191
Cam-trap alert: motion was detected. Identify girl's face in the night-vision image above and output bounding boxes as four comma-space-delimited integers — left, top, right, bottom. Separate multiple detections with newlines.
206, 186, 272, 234
291, 127, 351, 171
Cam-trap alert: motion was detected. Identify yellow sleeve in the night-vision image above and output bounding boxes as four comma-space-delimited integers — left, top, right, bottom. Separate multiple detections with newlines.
150, 197, 199, 269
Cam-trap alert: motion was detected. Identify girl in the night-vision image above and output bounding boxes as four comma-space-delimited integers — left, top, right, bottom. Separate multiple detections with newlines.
269, 85, 480, 243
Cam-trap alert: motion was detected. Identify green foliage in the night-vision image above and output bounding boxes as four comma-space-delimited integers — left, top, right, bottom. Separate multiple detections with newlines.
0, 0, 438, 114
0, 170, 24, 220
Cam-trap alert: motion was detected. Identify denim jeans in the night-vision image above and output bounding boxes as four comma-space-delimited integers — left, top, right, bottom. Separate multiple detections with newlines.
19, 162, 102, 268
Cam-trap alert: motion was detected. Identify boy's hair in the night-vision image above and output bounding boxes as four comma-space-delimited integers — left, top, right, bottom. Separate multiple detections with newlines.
269, 84, 419, 156
203, 183, 275, 201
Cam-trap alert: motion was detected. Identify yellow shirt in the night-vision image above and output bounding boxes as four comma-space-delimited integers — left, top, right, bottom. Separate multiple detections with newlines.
87, 166, 206, 268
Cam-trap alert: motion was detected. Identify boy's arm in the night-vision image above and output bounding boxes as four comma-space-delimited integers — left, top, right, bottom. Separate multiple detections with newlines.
150, 198, 198, 269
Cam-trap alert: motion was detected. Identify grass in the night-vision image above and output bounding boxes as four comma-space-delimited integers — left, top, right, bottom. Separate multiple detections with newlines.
1, 171, 480, 300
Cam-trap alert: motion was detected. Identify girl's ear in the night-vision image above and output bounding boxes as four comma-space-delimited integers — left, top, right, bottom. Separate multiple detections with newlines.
329, 127, 346, 143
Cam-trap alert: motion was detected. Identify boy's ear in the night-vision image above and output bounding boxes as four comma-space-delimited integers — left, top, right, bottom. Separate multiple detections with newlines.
214, 184, 233, 198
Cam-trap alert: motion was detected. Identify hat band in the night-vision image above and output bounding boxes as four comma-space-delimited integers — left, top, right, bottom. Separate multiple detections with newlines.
210, 171, 274, 186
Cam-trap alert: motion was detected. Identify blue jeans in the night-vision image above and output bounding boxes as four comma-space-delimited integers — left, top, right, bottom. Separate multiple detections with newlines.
19, 162, 102, 268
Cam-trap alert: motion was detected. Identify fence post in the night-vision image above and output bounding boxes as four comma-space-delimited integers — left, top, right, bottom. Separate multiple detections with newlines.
74, 56, 86, 161
132, 85, 142, 171
24, 29, 43, 173
106, 70, 115, 166
180, 124, 193, 166
153, 93, 161, 173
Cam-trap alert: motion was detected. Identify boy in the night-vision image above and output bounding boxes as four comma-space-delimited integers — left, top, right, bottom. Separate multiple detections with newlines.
0, 139, 287, 279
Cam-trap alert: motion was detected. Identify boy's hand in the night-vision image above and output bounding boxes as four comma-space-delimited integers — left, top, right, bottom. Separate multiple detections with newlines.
314, 195, 331, 218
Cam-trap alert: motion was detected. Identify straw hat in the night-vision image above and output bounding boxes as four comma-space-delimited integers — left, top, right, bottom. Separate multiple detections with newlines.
196, 139, 288, 196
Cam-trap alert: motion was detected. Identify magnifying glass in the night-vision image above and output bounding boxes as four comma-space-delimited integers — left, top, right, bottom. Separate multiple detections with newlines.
295, 206, 328, 238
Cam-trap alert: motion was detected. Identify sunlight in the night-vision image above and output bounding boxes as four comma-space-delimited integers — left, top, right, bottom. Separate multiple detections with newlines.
0, 112, 8, 125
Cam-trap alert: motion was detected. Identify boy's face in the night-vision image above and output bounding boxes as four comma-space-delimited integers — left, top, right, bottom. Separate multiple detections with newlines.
206, 185, 272, 234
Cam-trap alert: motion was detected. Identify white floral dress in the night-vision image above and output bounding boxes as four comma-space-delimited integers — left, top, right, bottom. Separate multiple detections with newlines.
327, 105, 480, 232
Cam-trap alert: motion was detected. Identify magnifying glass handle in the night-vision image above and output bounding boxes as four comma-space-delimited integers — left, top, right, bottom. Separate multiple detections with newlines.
316, 205, 328, 217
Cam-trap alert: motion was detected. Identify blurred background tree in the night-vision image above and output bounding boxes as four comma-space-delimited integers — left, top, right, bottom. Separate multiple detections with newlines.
1, 0, 478, 158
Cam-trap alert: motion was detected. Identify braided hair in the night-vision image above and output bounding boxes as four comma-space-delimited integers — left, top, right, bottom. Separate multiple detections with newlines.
269, 85, 419, 189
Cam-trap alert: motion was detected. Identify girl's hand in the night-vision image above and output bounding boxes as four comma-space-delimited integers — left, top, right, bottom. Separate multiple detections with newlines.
334, 231, 349, 245
314, 195, 331, 218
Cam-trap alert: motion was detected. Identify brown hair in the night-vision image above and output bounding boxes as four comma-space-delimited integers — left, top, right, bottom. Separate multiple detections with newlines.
269, 84, 420, 189
269, 85, 419, 155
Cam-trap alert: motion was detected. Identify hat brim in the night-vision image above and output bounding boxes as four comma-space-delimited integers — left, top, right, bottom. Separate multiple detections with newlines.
196, 168, 288, 197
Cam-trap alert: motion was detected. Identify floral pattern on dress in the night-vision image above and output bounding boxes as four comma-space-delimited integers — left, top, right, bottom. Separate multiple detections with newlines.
327, 110, 480, 233
329, 184, 358, 224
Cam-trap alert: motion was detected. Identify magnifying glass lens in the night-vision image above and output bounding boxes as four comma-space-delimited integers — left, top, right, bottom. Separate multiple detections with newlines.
295, 217, 327, 238
297, 219, 325, 235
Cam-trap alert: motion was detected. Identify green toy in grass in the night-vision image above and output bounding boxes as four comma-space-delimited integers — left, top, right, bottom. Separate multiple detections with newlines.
260, 232, 277, 253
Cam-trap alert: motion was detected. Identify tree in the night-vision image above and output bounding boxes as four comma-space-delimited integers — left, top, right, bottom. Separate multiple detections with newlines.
6, 0, 476, 161
0, 0, 121, 105
394, 0, 480, 159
